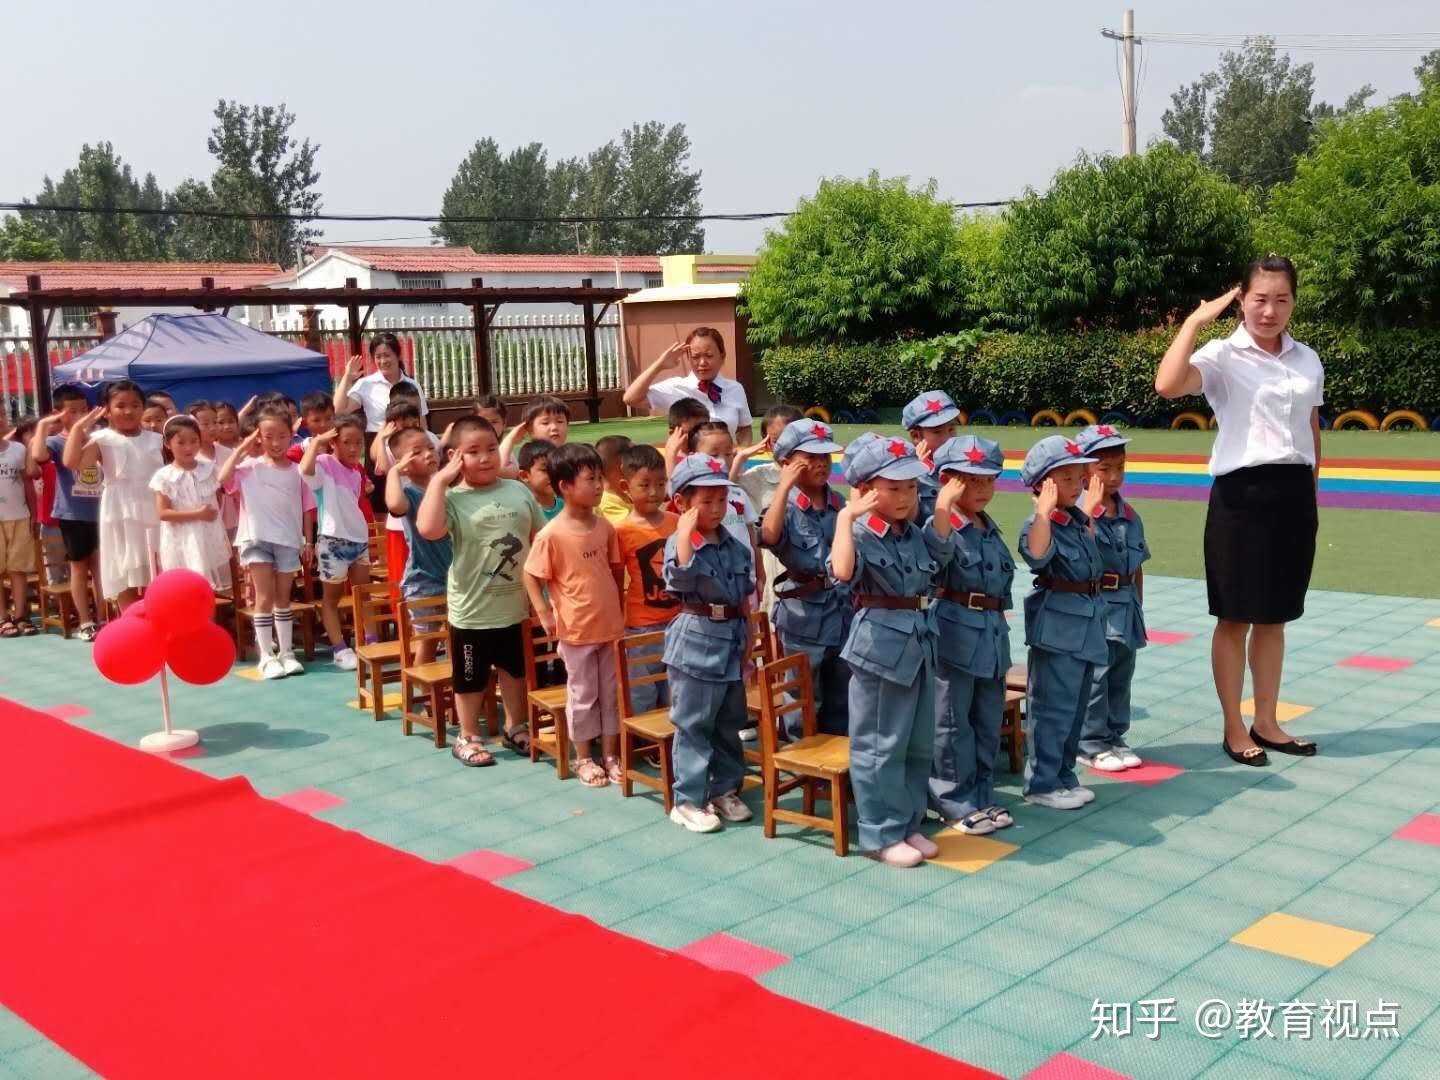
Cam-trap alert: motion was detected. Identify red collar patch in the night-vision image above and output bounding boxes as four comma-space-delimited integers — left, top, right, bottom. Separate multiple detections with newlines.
1123, 501, 1135, 520
690, 530, 708, 548
949, 510, 969, 531
864, 513, 891, 538
1049, 509, 1072, 526
1091, 503, 1107, 519
887, 439, 909, 458
794, 491, 812, 511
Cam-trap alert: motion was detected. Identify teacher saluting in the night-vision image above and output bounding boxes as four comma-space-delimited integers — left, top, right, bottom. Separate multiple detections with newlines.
1155, 255, 1321, 767
623, 327, 754, 445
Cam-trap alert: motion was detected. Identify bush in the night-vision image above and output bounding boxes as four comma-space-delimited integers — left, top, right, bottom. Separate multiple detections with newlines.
760, 321, 1440, 419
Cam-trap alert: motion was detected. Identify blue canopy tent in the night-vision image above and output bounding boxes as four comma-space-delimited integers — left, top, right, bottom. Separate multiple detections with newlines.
50, 313, 332, 408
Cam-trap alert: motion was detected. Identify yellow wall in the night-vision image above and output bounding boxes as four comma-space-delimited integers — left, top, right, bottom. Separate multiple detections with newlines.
660, 254, 758, 287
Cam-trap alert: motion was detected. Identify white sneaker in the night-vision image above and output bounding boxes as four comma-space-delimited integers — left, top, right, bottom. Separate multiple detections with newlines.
1115, 744, 1143, 768
1025, 789, 1086, 810
710, 791, 753, 822
332, 647, 358, 671
257, 654, 286, 680
865, 841, 924, 868
670, 802, 722, 833
738, 726, 758, 742
1079, 750, 1129, 772
279, 651, 305, 676
1067, 785, 1097, 804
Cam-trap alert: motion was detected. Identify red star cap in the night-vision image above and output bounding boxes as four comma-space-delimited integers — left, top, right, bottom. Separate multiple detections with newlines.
706, 457, 724, 473
1065, 440, 1082, 455
812, 423, 830, 439
1096, 424, 1116, 437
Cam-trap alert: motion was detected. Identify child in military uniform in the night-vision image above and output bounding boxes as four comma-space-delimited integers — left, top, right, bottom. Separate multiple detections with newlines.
1017, 435, 1109, 810
1074, 424, 1150, 772
901, 390, 961, 521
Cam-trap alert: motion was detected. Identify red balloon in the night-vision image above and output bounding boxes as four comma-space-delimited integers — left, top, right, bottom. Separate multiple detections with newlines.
93, 617, 165, 685
144, 569, 215, 635
166, 622, 237, 686
124, 599, 148, 620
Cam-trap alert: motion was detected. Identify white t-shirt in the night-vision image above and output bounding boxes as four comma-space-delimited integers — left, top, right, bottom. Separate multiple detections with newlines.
646, 373, 753, 436
305, 454, 370, 544
229, 456, 314, 549
343, 372, 428, 431
1191, 325, 1325, 477
0, 441, 28, 522
722, 482, 758, 549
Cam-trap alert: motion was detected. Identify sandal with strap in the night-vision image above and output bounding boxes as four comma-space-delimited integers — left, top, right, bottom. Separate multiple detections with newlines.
983, 805, 1014, 829
77, 623, 99, 642
15, 620, 37, 636
603, 756, 624, 784
1250, 725, 1317, 757
575, 758, 609, 788
451, 734, 496, 768
501, 726, 531, 756
0, 620, 17, 639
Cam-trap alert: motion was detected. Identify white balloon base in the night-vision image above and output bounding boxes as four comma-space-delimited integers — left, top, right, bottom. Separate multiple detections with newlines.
138, 668, 200, 754
140, 728, 200, 753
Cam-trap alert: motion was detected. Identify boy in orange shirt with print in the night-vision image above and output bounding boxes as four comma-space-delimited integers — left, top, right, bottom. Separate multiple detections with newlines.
614, 444, 679, 713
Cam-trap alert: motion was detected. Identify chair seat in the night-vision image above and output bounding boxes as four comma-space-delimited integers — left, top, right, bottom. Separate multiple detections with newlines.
774, 734, 849, 776
356, 640, 402, 662
746, 686, 761, 713
529, 687, 567, 711
403, 660, 452, 684
1005, 664, 1027, 692
1004, 688, 1024, 708
622, 709, 675, 741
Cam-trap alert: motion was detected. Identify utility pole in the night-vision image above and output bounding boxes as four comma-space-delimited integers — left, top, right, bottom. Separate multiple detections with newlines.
1101, 9, 1138, 155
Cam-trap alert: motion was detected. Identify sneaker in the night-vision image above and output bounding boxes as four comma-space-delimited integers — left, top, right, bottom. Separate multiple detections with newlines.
738, 726, 759, 742
1078, 750, 1129, 772
1114, 744, 1143, 768
77, 622, 99, 642
711, 791, 753, 822
1024, 789, 1086, 810
1066, 785, 1097, 804
947, 812, 996, 836
906, 831, 941, 857
332, 647, 358, 671
669, 802, 722, 833
279, 650, 305, 676
865, 841, 924, 868
257, 654, 286, 681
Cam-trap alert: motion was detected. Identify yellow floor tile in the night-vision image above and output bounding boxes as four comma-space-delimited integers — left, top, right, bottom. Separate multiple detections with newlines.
231, 666, 264, 682
1240, 699, 1313, 724
929, 832, 1019, 874
1232, 912, 1373, 967
347, 692, 403, 711
1427, 617, 1440, 628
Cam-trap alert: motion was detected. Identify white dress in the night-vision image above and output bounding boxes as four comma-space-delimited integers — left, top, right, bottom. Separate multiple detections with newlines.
148, 461, 233, 589
90, 428, 164, 599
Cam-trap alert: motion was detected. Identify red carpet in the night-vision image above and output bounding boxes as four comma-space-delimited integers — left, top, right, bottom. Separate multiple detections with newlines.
0, 699, 996, 1079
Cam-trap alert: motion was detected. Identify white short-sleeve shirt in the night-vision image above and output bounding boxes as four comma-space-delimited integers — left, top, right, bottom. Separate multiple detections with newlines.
344, 372, 429, 431
646, 373, 753, 436
1191, 324, 1324, 477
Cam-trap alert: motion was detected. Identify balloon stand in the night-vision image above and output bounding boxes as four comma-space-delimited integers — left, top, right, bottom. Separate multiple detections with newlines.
139, 669, 200, 753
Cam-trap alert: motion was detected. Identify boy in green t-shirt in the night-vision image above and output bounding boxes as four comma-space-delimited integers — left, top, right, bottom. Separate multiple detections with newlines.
418, 417, 545, 767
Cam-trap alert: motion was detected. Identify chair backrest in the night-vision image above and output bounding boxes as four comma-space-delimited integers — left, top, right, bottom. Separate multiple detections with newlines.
350, 580, 396, 642
614, 630, 668, 718
397, 593, 448, 666
367, 520, 387, 568
33, 530, 67, 587
519, 617, 562, 690
755, 652, 815, 759
746, 610, 776, 668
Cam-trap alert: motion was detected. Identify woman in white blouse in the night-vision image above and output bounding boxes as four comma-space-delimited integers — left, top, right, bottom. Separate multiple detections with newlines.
623, 327, 754, 445
333, 331, 428, 512
1156, 256, 1321, 767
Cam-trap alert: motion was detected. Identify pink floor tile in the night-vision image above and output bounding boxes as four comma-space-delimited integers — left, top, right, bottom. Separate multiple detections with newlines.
676, 931, 789, 978
1145, 629, 1192, 646
447, 849, 535, 881
1394, 813, 1440, 847
1025, 1052, 1132, 1080
43, 704, 92, 720
273, 788, 346, 814
1091, 761, 1186, 786
1338, 654, 1414, 673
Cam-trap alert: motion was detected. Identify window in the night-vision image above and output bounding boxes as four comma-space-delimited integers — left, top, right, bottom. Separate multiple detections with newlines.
643, 274, 664, 289
397, 272, 444, 307
61, 306, 98, 329
0, 306, 10, 334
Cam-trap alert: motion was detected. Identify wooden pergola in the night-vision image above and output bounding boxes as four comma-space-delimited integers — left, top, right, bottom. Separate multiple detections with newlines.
0, 273, 632, 418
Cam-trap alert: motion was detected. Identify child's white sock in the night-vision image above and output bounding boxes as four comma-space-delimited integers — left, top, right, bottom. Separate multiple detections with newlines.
274, 608, 294, 654
253, 613, 275, 656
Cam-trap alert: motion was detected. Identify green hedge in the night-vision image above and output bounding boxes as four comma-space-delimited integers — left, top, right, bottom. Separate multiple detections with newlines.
760, 322, 1440, 420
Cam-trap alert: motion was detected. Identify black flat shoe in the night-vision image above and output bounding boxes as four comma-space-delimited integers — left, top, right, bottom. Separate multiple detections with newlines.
1250, 726, 1317, 757
1222, 739, 1269, 767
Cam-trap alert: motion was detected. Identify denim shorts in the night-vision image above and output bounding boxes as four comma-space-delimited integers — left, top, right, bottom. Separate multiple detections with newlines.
316, 535, 369, 583
401, 575, 446, 633
238, 540, 301, 574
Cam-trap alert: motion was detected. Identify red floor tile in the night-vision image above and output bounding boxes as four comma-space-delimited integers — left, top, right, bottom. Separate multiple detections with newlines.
273, 788, 346, 814
1088, 761, 1185, 786
1338, 654, 1414, 673
42, 704, 91, 720
677, 931, 789, 978
1394, 813, 1440, 847
447, 849, 535, 881
1145, 630, 1192, 646
1025, 1052, 1131, 1079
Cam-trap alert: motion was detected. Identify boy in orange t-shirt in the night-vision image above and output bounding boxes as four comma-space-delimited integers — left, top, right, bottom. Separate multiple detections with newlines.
523, 442, 626, 788
614, 445, 679, 714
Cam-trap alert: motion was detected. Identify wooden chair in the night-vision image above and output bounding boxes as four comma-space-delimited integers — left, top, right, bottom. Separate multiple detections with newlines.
348, 581, 403, 722
521, 618, 570, 779
755, 653, 851, 856
33, 537, 75, 638
1001, 689, 1025, 773
396, 592, 453, 747
614, 630, 675, 812
366, 520, 389, 582
231, 555, 318, 661
743, 609, 779, 766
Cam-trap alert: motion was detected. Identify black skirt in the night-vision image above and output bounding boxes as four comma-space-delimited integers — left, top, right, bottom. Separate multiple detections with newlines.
1204, 464, 1317, 624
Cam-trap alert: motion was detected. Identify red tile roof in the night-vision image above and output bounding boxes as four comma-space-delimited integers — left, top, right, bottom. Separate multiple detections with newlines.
313, 245, 662, 274
0, 261, 283, 292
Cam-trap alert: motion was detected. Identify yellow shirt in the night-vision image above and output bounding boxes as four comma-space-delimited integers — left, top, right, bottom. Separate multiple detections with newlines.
598, 489, 632, 525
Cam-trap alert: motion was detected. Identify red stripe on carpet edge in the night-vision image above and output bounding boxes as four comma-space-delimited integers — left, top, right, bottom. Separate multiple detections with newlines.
0, 700, 997, 1080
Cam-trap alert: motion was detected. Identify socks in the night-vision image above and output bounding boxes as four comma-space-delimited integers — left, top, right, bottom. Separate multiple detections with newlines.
274, 608, 294, 654
253, 613, 275, 656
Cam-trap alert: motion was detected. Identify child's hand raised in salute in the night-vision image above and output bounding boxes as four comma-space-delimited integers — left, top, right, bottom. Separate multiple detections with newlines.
1033, 477, 1059, 518
433, 447, 467, 486
1079, 473, 1105, 518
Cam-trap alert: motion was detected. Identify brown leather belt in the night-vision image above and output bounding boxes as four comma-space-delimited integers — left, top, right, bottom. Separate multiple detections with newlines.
854, 594, 930, 611
1036, 578, 1102, 596
1100, 572, 1134, 590
935, 588, 1006, 611
681, 602, 743, 621
774, 571, 829, 600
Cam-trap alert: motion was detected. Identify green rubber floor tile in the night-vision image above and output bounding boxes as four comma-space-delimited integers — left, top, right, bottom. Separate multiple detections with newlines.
1406, 1005, 1440, 1048
1310, 799, 1424, 837
878, 955, 1017, 1012
1106, 843, 1222, 888
646, 895, 734, 936
944, 917, 1075, 978
1186, 942, 1329, 1000
793, 879, 914, 928
861, 899, 987, 951
494, 866, 585, 904
660, 880, 777, 929
1370, 1040, 1440, 1080
1336, 939, 1440, 996
727, 905, 850, 957
1196, 1049, 1315, 1080
1146, 892, 1271, 942
361, 814, 441, 848
609, 910, 708, 950
553, 882, 655, 926
1268, 819, 1387, 859
1323, 860, 1435, 908
1019, 825, 1135, 867
500, 824, 598, 862
1055, 868, 1184, 918
727, 853, 834, 902
800, 931, 935, 984
406, 831, 482, 864
600, 861, 708, 908
1190, 865, 1310, 911
1229, 842, 1354, 886
832, 988, 956, 1043
969, 981, 1098, 1048
757, 959, 870, 1010
925, 875, 1033, 923
1067, 1032, 1230, 1080
1384, 910, 1440, 950
975, 851, 1091, 895
1161, 820, 1266, 863
0, 1013, 43, 1055
1033, 946, 1172, 1005
0, 1041, 93, 1080
1094, 917, 1219, 971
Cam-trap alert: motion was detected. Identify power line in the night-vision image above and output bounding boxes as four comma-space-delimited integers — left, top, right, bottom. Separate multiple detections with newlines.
1134, 32, 1440, 53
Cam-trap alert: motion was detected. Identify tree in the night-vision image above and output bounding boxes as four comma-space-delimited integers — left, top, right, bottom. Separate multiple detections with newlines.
994, 143, 1253, 331
433, 138, 560, 253
0, 216, 63, 260
741, 174, 976, 346
612, 122, 704, 254
23, 142, 170, 260
1162, 37, 1346, 190
1260, 83, 1440, 327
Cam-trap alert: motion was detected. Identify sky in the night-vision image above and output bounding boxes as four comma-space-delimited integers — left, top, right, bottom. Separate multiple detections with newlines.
3, 0, 1434, 256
